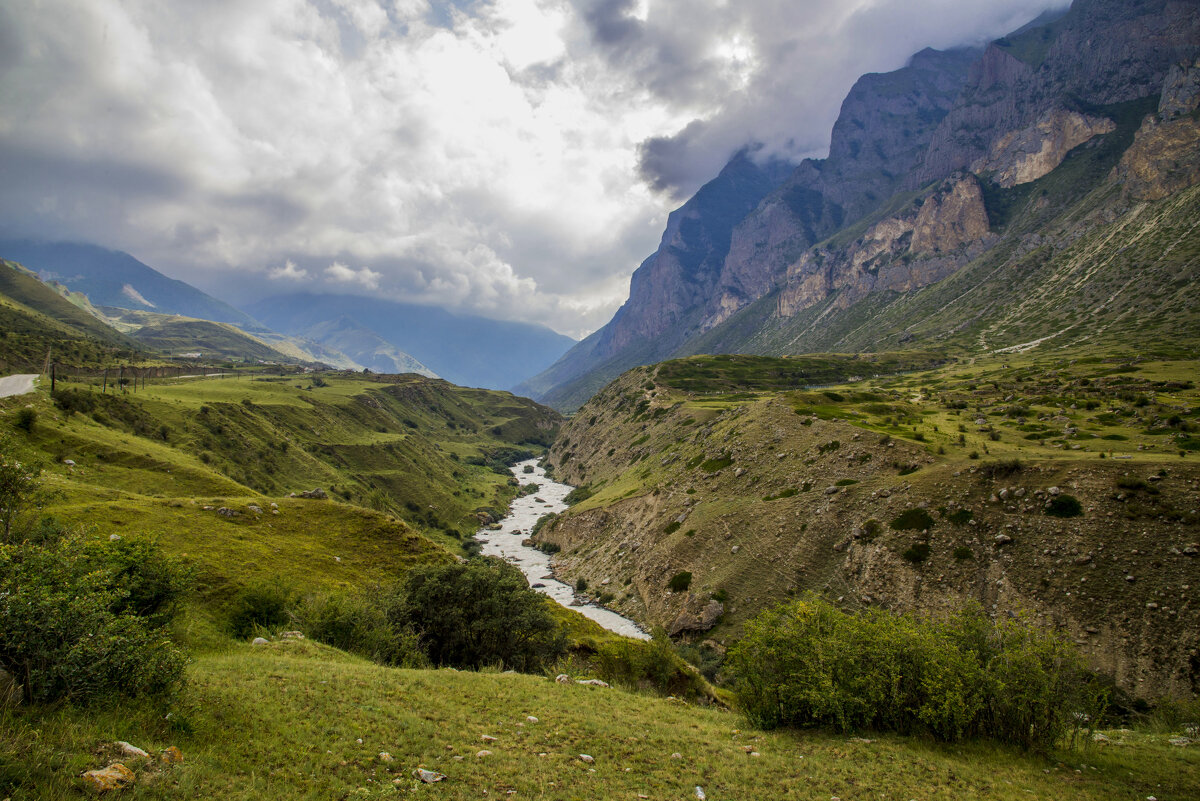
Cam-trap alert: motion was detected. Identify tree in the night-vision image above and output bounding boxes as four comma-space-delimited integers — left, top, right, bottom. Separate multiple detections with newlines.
397, 559, 565, 672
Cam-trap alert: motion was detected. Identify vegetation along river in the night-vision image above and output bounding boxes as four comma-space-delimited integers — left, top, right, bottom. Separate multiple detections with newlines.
476, 459, 650, 640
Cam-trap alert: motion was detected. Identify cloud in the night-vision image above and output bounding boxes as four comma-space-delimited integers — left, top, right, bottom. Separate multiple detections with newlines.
269, 260, 310, 281
325, 261, 381, 289
0, 0, 1068, 338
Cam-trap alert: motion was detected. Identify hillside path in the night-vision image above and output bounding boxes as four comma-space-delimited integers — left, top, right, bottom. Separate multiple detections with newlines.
0, 374, 38, 398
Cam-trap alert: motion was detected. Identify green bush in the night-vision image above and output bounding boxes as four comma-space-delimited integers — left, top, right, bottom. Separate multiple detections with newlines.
397, 559, 566, 672
890, 508, 935, 531
902, 542, 932, 563
663, 521, 681, 535
13, 409, 35, 433
228, 582, 294, 639
592, 632, 711, 699
298, 588, 425, 667
727, 595, 1091, 750
1045, 494, 1083, 518
0, 535, 187, 705
667, 571, 693, 592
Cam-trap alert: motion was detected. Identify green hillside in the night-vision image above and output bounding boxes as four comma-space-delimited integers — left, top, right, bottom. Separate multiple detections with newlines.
0, 259, 141, 371
102, 309, 306, 365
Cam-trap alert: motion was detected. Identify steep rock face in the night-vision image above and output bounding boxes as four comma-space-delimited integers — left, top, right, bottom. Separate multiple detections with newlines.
574, 153, 793, 359
919, 0, 1200, 183
1117, 58, 1200, 201
705, 48, 978, 331
776, 175, 992, 318
978, 110, 1116, 187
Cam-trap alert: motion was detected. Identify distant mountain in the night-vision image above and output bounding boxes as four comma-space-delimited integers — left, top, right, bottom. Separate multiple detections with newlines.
524, 0, 1200, 411
243, 293, 575, 390
299, 316, 436, 377
0, 240, 264, 331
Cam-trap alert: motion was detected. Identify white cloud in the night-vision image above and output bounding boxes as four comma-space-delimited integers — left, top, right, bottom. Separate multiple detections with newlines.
268, 260, 309, 280
0, 0, 1067, 338
325, 261, 382, 289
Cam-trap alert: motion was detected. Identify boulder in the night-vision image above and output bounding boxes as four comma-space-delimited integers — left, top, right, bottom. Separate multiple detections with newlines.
299, 488, 328, 500
114, 741, 149, 759
80, 763, 135, 792
414, 768, 446, 783
159, 746, 183, 764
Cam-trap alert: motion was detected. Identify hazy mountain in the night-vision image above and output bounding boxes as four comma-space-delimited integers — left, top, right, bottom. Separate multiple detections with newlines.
244, 293, 575, 390
523, 0, 1200, 411
0, 240, 264, 331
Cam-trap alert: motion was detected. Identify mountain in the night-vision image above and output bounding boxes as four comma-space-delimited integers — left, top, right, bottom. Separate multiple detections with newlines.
0, 240, 265, 331
99, 308, 309, 365
244, 293, 575, 390
524, 0, 1200, 411
0, 258, 141, 371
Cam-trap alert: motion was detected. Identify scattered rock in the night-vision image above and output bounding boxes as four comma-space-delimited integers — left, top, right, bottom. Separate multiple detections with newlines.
114, 741, 149, 759
159, 746, 183, 764
63, 459, 76, 467
579, 754, 594, 764
1092, 733, 1110, 743
526, 716, 539, 724
109, 533, 121, 542
298, 488, 327, 500
247, 505, 263, 514
216, 507, 239, 517
824, 486, 839, 495
994, 534, 1013, 546
280, 631, 305, 640
695, 786, 706, 800
251, 637, 269, 646
379, 752, 394, 762
81, 763, 136, 792
476, 750, 493, 757
414, 768, 446, 783
1169, 737, 1194, 747
670, 752, 682, 760
555, 674, 571, 684
481, 735, 498, 742
576, 679, 610, 687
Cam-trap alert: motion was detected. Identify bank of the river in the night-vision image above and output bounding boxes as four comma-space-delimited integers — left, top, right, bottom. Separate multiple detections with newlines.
476, 459, 650, 640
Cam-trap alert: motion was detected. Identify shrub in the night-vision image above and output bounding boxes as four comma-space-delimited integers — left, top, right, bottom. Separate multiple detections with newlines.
397, 559, 565, 672
575, 577, 588, 593
1045, 494, 1083, 518
699, 456, 733, 473
902, 542, 932, 563
946, 509, 974, 526
861, 519, 882, 541
228, 582, 294, 639
953, 546, 975, 561
667, 571, 693, 592
0, 535, 187, 704
298, 587, 425, 667
13, 409, 35, 433
592, 632, 710, 698
727, 595, 1090, 749
890, 508, 934, 531
0, 449, 45, 542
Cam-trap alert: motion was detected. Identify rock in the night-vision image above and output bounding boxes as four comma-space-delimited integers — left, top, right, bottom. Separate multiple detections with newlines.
1048, 486, 1061, 496
731, 545, 740, 554
579, 754, 594, 763
63, 459, 75, 466
114, 741, 149, 759
414, 768, 446, 783
1183, 544, 1199, 556
251, 637, 269, 646
379, 752, 394, 762
299, 488, 328, 500
671, 752, 682, 760
1169, 737, 1194, 747
576, 679, 610, 688
248, 505, 263, 514
280, 631, 305, 640
555, 674, 572, 684
476, 750, 492, 757
994, 534, 1013, 546
695, 786, 706, 800
526, 716, 539, 723
81, 763, 136, 792
109, 534, 121, 542
824, 486, 839, 495
481, 735, 498, 742
159, 746, 183, 764
1092, 732, 1110, 743
216, 507, 239, 517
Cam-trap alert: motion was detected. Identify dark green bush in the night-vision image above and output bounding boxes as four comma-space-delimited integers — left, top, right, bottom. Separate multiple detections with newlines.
902, 542, 932, 563
0, 535, 187, 705
1045, 494, 1083, 518
663, 521, 682, 535
727, 596, 1090, 749
13, 409, 35, 433
398, 559, 566, 672
593, 633, 710, 698
890, 508, 934, 531
667, 571, 693, 592
228, 582, 294, 639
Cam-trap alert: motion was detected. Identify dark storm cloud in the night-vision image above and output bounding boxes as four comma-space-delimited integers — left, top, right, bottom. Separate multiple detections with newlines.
582, 0, 643, 46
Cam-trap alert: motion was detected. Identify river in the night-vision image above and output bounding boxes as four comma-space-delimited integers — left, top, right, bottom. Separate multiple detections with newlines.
476, 459, 650, 640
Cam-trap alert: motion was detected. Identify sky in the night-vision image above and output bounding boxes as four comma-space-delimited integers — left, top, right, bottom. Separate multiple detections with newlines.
0, 0, 1068, 339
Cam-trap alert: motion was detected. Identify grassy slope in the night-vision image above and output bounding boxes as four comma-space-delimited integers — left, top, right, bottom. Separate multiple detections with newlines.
3, 639, 1196, 800
0, 260, 141, 370
541, 352, 1200, 695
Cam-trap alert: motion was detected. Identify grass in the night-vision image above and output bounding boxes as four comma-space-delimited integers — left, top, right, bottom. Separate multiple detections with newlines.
3, 639, 1197, 800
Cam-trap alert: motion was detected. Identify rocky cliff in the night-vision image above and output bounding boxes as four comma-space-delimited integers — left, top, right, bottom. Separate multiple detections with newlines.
523, 0, 1200, 412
